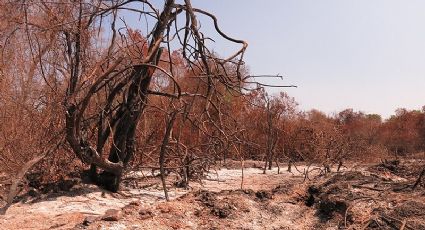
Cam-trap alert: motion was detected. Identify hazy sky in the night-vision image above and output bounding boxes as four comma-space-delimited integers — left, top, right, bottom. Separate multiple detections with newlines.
122, 1, 425, 118
185, 0, 425, 118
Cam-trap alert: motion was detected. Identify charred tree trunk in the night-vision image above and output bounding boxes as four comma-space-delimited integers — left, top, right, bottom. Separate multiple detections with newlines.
263, 157, 268, 174
97, 49, 163, 192
413, 166, 425, 190
275, 157, 280, 174
268, 152, 273, 170
337, 160, 343, 172
223, 148, 227, 166
159, 111, 178, 201
65, 0, 173, 192
88, 164, 97, 183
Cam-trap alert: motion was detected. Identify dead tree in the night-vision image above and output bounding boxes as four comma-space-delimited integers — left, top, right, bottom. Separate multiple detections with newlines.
12, 0, 247, 192
159, 110, 178, 201
258, 92, 296, 173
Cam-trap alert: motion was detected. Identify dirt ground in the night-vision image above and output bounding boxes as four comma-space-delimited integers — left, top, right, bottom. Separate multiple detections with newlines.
0, 159, 424, 230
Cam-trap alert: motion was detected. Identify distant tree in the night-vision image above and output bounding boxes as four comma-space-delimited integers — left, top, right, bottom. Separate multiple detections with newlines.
381, 109, 423, 158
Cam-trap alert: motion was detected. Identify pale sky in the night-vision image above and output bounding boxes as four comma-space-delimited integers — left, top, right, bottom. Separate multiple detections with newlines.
123, 1, 425, 118
189, 0, 425, 118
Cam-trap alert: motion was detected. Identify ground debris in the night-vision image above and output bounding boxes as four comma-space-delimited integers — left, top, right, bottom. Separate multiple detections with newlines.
255, 190, 273, 201
370, 159, 424, 180
82, 215, 99, 226
194, 190, 236, 218
394, 200, 425, 217
101, 209, 123, 221
138, 208, 153, 220
305, 161, 425, 229
1, 161, 424, 230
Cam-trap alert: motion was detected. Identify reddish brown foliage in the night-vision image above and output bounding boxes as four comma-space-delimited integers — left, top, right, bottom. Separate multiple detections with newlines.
0, 1, 423, 197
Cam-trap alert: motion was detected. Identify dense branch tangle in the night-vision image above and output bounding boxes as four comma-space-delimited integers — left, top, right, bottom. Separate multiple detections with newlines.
8, 0, 249, 191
